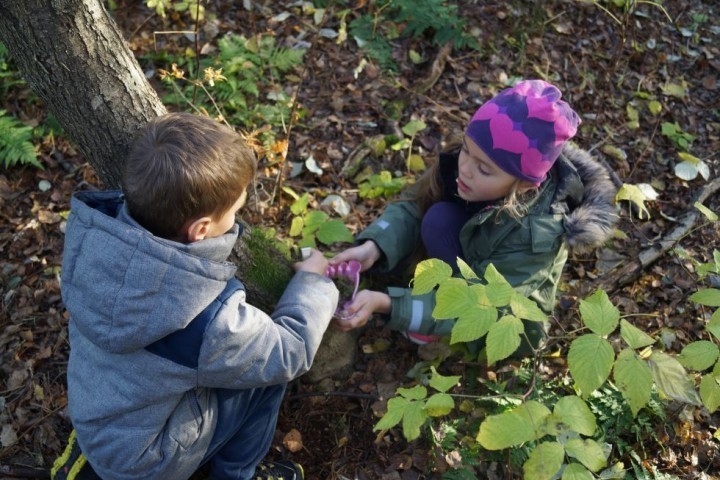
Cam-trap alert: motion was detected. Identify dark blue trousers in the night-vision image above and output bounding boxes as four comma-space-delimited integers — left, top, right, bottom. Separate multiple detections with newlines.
200, 383, 287, 480
421, 201, 471, 270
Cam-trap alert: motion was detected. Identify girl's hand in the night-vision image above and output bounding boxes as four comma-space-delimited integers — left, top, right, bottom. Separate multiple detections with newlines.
333, 289, 390, 331
293, 248, 328, 276
330, 241, 381, 272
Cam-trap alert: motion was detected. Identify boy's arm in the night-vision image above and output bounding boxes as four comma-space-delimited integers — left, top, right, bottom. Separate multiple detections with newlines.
197, 271, 339, 388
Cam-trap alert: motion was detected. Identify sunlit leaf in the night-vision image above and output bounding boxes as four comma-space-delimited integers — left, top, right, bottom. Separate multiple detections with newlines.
456, 257, 479, 281
699, 374, 720, 412
614, 349, 653, 416
678, 341, 719, 371
373, 396, 409, 431
486, 315, 524, 365
615, 183, 655, 219
428, 367, 461, 393
690, 289, 720, 307
647, 351, 701, 405
579, 290, 619, 336
433, 278, 474, 318
522, 442, 564, 480
407, 154, 426, 172
648, 100, 662, 115
289, 216, 304, 237
316, 220, 354, 245
397, 385, 427, 400
450, 306, 497, 344
402, 400, 427, 440
510, 293, 547, 322
477, 400, 551, 450
425, 393, 454, 416
619, 319, 655, 349
565, 438, 608, 472
568, 334, 614, 398
290, 192, 310, 215
402, 119, 426, 137
413, 259, 453, 295
562, 463, 594, 480
552, 396, 596, 436
694, 202, 718, 222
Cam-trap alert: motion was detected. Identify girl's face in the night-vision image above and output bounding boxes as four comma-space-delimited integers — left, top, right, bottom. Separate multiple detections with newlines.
457, 135, 523, 202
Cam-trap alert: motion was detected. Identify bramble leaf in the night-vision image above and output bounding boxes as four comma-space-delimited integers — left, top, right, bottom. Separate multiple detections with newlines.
522, 441, 564, 480
412, 259, 453, 295
579, 290, 619, 336
477, 400, 551, 450
678, 341, 719, 371
552, 396, 596, 436
614, 349, 653, 416
619, 319, 655, 349
425, 393, 454, 417
561, 463, 594, 480
568, 334, 614, 398
486, 315, 524, 365
700, 373, 720, 412
647, 351, 702, 406
565, 438, 607, 472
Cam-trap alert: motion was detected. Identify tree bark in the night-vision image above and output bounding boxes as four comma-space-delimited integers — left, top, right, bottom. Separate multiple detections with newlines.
0, 0, 166, 188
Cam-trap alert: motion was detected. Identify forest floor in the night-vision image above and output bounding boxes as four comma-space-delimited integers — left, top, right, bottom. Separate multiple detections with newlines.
1, 1, 720, 479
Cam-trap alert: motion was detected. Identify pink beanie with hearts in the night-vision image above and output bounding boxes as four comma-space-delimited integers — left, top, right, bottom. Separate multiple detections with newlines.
465, 80, 581, 185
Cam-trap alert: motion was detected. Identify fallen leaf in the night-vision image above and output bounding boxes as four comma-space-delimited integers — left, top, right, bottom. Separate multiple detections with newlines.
283, 428, 303, 453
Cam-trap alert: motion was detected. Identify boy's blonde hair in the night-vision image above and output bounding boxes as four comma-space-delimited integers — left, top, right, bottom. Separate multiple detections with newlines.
123, 112, 257, 239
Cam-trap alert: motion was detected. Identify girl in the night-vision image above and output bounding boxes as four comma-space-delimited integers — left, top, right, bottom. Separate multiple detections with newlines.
330, 79, 618, 352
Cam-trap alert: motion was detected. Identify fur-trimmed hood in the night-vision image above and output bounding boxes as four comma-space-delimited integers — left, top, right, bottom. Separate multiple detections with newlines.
553, 143, 619, 253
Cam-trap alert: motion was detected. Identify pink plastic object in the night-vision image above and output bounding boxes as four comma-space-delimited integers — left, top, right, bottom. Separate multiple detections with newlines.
325, 260, 361, 319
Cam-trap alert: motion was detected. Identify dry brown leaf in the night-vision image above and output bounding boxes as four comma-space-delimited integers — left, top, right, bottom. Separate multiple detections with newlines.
282, 428, 303, 453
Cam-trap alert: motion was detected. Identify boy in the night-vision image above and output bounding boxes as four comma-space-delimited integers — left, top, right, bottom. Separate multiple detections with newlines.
60, 112, 338, 479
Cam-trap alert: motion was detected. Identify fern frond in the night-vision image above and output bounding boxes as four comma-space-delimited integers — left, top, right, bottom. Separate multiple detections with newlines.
0, 110, 42, 169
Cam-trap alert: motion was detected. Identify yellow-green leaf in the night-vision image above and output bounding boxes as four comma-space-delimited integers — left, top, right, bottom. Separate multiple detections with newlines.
579, 290, 619, 336
510, 293, 548, 322
412, 259, 453, 295
486, 315, 524, 365
289, 216, 304, 237
565, 438, 607, 472
679, 341, 719, 371
562, 463, 594, 480
614, 349, 653, 416
700, 374, 720, 412
425, 393, 454, 417
568, 334, 615, 398
552, 396, 596, 436
522, 442, 564, 480
648, 100, 662, 115
648, 351, 702, 406
450, 306, 497, 344
619, 319, 655, 349
428, 367, 461, 393
477, 400, 551, 450
402, 400, 427, 440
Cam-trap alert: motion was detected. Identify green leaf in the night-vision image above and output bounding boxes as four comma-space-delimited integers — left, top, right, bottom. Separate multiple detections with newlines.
450, 306, 497, 344
477, 400, 551, 450
425, 393, 454, 417
402, 400, 427, 440
679, 341, 719, 371
303, 210, 329, 229
428, 367, 461, 393
412, 259, 453, 295
401, 119, 426, 137
619, 319, 655, 349
700, 374, 720, 412
647, 351, 702, 405
689, 288, 720, 307
510, 293, 548, 322
648, 100, 662, 116
562, 463, 594, 480
613, 349, 653, 416
694, 202, 718, 222
579, 290, 619, 336
485, 279, 515, 307
552, 396, 596, 436
406, 153, 426, 172
522, 442, 564, 480
568, 334, 615, 398
456, 257, 478, 281
661, 81, 687, 98
289, 216, 304, 237
398, 385, 427, 400
486, 315, 524, 365
315, 220, 354, 245
433, 278, 476, 318
373, 396, 409, 431
615, 183, 653, 219
708, 311, 720, 341
290, 192, 310, 215
565, 438, 608, 472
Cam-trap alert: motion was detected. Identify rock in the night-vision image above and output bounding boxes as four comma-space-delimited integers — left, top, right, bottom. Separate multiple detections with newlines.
305, 327, 360, 383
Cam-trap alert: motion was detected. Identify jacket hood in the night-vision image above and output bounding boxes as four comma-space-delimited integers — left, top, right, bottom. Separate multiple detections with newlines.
553, 143, 619, 253
61, 191, 239, 353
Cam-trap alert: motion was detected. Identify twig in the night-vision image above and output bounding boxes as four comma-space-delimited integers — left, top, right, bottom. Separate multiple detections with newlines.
596, 177, 720, 293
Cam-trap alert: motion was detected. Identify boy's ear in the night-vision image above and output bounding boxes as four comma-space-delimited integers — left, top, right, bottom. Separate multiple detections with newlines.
186, 216, 213, 243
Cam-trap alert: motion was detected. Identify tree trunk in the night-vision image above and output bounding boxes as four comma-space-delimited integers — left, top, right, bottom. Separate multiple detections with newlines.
0, 0, 166, 188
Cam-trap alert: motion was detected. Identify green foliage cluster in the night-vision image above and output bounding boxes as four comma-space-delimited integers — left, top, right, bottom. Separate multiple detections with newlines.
0, 109, 41, 170
375, 205, 720, 479
286, 192, 354, 248
348, 0, 476, 71
158, 33, 306, 152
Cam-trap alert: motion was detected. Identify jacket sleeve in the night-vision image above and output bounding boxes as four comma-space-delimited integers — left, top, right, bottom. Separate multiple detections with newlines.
196, 271, 339, 389
385, 286, 455, 336
356, 199, 422, 273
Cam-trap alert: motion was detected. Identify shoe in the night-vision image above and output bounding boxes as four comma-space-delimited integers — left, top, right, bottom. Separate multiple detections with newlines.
402, 331, 440, 345
253, 459, 304, 479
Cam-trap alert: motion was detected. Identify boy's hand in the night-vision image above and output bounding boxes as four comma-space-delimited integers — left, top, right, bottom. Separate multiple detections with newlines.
329, 241, 381, 272
293, 248, 329, 276
333, 289, 390, 331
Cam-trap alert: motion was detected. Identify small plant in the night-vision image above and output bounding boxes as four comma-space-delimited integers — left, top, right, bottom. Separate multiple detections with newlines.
144, 0, 205, 21
348, 0, 477, 71
661, 121, 696, 150
358, 171, 409, 199
287, 192, 354, 248
0, 110, 42, 170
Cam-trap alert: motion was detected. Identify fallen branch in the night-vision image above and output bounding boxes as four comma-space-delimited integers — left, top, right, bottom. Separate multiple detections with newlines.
597, 177, 720, 293
0, 464, 49, 479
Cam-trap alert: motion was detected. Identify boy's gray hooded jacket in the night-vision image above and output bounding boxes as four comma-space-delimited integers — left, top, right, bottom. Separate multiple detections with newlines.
61, 191, 339, 480
357, 144, 617, 347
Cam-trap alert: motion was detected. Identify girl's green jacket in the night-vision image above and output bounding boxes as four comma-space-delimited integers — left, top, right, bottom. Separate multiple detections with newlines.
357, 143, 618, 351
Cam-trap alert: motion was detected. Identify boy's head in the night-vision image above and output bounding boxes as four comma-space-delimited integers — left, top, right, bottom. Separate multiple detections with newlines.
123, 112, 257, 242
465, 79, 580, 186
